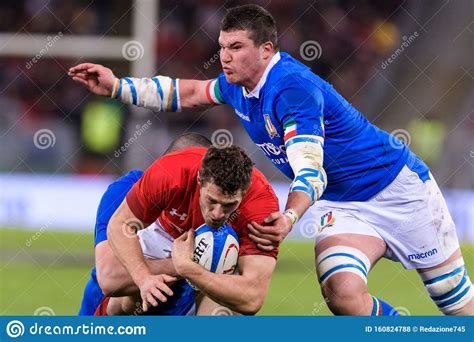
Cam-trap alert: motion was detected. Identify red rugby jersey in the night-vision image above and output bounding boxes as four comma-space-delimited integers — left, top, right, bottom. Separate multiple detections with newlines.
126, 147, 279, 258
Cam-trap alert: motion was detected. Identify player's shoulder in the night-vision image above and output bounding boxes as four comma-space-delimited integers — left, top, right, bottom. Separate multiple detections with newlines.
245, 167, 278, 201
270, 52, 324, 89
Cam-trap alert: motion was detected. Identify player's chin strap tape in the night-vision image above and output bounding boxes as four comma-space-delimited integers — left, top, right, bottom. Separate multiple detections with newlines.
420, 257, 473, 314
316, 246, 371, 285
113, 76, 181, 112
285, 135, 327, 204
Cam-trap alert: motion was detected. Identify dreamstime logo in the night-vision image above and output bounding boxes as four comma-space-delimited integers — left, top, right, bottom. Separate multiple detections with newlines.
392, 306, 411, 316
300, 40, 322, 61
122, 40, 144, 61
6, 320, 24, 338
34, 306, 55, 316
389, 129, 411, 149
122, 218, 145, 238
33, 129, 56, 149
299, 219, 318, 239
211, 129, 233, 148
211, 307, 233, 316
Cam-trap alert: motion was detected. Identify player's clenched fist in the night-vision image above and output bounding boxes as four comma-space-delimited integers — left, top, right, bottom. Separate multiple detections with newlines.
135, 274, 176, 312
68, 63, 116, 97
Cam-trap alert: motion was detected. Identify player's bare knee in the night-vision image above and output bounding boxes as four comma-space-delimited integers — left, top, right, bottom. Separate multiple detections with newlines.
322, 273, 367, 313
419, 257, 473, 315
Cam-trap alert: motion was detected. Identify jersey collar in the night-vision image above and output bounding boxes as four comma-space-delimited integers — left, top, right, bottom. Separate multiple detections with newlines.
243, 51, 281, 99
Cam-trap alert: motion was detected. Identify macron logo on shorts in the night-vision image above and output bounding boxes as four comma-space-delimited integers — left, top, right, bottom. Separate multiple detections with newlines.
408, 248, 438, 261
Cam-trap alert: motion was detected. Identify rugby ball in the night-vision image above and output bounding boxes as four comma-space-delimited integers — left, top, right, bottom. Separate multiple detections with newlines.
188, 223, 239, 290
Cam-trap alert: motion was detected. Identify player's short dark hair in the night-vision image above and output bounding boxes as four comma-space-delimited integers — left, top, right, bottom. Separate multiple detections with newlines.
164, 132, 211, 154
221, 4, 278, 51
200, 145, 254, 195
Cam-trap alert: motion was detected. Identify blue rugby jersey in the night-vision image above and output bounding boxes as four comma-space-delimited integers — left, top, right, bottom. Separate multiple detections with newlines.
78, 170, 195, 316
215, 52, 429, 201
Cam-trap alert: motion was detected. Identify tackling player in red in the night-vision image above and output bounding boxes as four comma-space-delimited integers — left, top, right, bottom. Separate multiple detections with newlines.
100, 144, 280, 315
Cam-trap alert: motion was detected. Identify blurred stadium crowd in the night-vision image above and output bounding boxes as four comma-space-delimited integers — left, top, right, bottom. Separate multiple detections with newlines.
0, 0, 472, 188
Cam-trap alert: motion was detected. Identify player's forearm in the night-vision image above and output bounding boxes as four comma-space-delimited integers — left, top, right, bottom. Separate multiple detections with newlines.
285, 136, 327, 223
107, 215, 152, 286
182, 264, 266, 315
111, 76, 211, 111
99, 258, 177, 297
285, 190, 312, 221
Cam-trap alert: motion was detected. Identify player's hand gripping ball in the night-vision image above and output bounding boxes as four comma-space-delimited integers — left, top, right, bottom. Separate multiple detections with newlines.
188, 223, 239, 290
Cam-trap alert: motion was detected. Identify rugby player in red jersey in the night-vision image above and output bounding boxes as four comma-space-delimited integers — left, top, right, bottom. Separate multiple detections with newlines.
102, 144, 280, 315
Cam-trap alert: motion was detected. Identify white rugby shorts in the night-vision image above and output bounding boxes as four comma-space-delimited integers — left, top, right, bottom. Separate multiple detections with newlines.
313, 165, 460, 269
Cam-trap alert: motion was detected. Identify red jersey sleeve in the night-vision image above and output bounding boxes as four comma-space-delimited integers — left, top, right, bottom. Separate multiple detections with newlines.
233, 169, 280, 259
126, 158, 175, 223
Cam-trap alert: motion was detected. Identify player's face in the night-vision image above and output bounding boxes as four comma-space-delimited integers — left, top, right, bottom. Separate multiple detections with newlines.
198, 181, 243, 229
218, 30, 271, 88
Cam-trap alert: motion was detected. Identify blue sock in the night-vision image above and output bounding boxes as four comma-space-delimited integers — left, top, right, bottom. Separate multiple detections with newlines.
371, 296, 400, 316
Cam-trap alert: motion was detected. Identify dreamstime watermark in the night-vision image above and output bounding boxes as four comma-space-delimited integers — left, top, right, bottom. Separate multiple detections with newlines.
122, 218, 145, 238
299, 218, 319, 239
33, 129, 56, 149
25, 32, 64, 70
392, 306, 411, 316
25, 219, 53, 247
381, 31, 419, 69
6, 320, 24, 338
211, 307, 233, 316
211, 129, 233, 148
34, 306, 55, 316
122, 40, 144, 61
5, 320, 146, 338
114, 120, 152, 158
203, 50, 220, 70
300, 40, 322, 61
389, 128, 411, 149
311, 298, 330, 315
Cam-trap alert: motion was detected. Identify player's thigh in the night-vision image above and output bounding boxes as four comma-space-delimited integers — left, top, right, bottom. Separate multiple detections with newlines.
313, 208, 387, 295
195, 293, 240, 316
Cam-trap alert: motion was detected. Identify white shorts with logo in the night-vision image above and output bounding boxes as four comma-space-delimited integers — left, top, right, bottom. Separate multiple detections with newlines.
137, 221, 196, 316
313, 165, 461, 269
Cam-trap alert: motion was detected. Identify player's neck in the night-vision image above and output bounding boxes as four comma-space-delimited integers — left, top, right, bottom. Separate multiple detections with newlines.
243, 53, 277, 93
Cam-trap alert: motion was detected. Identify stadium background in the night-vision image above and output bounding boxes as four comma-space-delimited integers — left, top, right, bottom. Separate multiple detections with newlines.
0, 0, 472, 315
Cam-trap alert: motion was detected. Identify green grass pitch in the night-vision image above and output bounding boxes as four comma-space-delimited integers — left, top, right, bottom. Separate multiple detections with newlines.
1, 228, 472, 315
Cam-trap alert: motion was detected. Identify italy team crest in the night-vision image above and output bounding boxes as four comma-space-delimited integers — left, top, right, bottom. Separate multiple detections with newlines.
319, 211, 335, 232
264, 114, 279, 138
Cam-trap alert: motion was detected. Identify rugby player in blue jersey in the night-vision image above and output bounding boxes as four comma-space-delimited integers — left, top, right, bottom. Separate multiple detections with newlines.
79, 133, 212, 316
69, 4, 472, 315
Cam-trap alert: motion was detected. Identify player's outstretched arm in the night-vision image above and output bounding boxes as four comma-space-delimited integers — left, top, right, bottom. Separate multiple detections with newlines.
68, 63, 218, 111
95, 240, 178, 297
68, 63, 116, 96
107, 199, 176, 312
172, 230, 276, 315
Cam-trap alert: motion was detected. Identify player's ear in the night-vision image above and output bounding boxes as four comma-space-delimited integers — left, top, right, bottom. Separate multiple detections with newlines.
197, 171, 202, 186
261, 41, 273, 59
